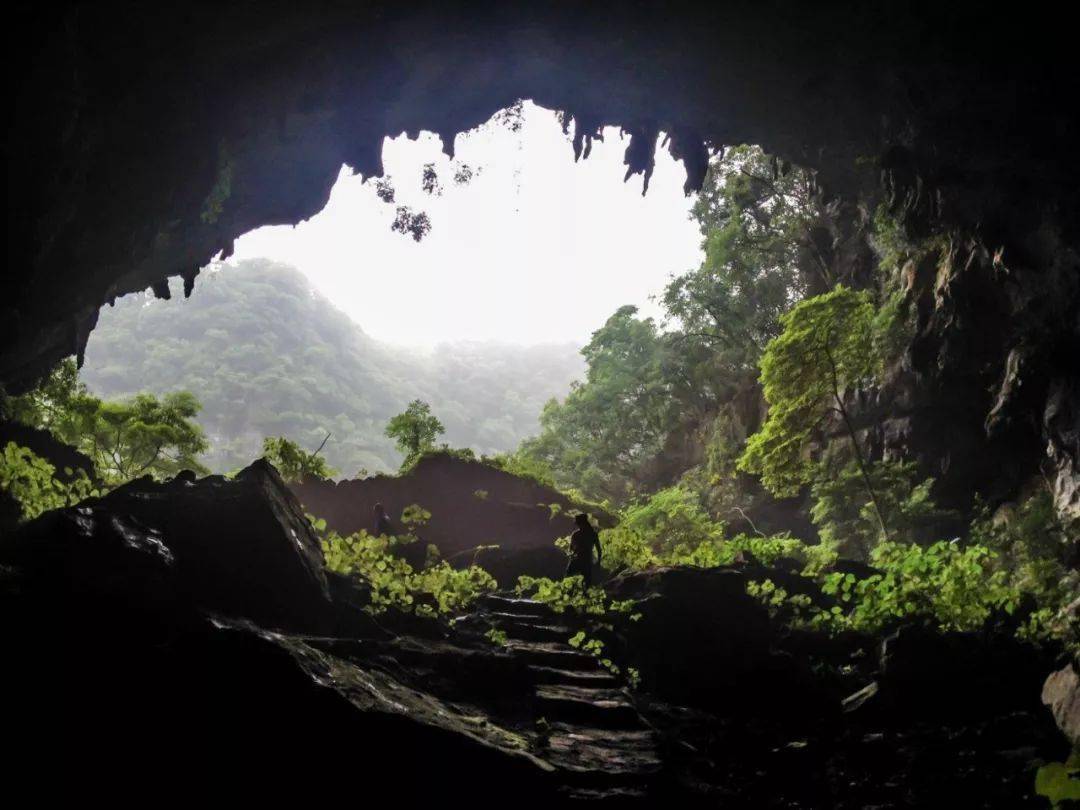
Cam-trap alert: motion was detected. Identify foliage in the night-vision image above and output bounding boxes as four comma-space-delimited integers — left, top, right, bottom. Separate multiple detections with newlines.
1035, 751, 1080, 806
518, 306, 676, 502
390, 206, 432, 241
486, 450, 558, 490
484, 627, 508, 646
79, 392, 209, 484
262, 435, 337, 482
515, 574, 635, 617
814, 541, 1018, 634
6, 359, 209, 485
385, 400, 445, 467
594, 484, 808, 572
810, 459, 954, 561
968, 489, 1075, 639
400, 503, 432, 530
79, 260, 585, 476
0, 442, 99, 522
738, 286, 878, 497
322, 528, 496, 617
516, 146, 826, 505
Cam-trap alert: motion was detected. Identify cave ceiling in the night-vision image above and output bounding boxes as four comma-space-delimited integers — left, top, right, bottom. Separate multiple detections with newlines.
4, 1, 1078, 394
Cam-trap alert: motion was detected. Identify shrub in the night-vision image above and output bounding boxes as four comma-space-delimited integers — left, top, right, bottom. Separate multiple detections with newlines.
0, 442, 99, 522
322, 528, 496, 617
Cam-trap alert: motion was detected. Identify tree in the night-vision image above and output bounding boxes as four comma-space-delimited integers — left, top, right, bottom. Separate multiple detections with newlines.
810, 459, 953, 560
664, 145, 822, 363
262, 434, 337, 482
385, 400, 445, 465
518, 306, 675, 502
514, 147, 830, 506
5, 358, 209, 485
738, 286, 885, 529
82, 392, 209, 483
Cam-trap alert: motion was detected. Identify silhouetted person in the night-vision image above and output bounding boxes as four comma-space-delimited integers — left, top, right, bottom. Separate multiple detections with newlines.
566, 513, 602, 588
373, 502, 395, 537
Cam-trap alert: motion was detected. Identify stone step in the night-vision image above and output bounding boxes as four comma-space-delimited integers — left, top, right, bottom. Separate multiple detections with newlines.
535, 684, 643, 729
479, 595, 555, 617
483, 610, 553, 624
546, 723, 662, 776
505, 641, 599, 671
500, 621, 572, 644
558, 785, 648, 804
529, 665, 620, 688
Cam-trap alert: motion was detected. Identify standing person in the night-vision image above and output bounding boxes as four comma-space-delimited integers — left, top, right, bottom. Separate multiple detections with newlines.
372, 502, 395, 537
566, 513, 602, 588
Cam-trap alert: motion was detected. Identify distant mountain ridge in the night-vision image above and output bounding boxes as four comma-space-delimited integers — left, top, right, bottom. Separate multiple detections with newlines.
80, 259, 584, 475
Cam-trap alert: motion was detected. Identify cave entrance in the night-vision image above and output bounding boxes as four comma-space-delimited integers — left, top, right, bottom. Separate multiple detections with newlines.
77, 101, 711, 477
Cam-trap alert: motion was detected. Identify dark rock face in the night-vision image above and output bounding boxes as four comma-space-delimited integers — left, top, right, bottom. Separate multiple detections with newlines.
292, 453, 607, 576
605, 566, 804, 714
0, 462, 580, 802
848, 626, 1059, 723
1, 467, 1071, 805
2, 459, 334, 631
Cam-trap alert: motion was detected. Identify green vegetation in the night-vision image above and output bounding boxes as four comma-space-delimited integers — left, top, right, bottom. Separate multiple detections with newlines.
737, 286, 877, 498
262, 435, 337, 482
80, 259, 583, 476
385, 399, 445, 469
4, 358, 208, 486
509, 145, 1074, 649
810, 460, 953, 561
322, 527, 497, 617
0, 442, 99, 521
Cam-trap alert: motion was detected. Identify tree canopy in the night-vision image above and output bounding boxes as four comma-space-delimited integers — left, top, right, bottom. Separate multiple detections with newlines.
3, 358, 208, 485
385, 400, 445, 467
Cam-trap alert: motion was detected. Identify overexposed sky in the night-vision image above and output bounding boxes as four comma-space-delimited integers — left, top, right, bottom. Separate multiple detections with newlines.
233, 101, 704, 347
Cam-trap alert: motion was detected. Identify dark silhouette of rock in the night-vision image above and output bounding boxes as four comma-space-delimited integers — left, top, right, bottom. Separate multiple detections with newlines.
0, 464, 1071, 805
843, 625, 1059, 724
2, 458, 334, 632
604, 566, 827, 717
292, 453, 610, 581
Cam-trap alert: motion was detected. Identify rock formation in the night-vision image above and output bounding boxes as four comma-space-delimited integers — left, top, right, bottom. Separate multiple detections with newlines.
292, 452, 610, 581
3, 461, 1071, 804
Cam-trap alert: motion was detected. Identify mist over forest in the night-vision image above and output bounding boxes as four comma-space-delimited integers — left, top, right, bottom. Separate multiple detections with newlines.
79, 259, 584, 476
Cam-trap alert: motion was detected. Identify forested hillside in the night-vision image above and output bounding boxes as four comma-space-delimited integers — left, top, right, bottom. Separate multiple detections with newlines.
80, 260, 583, 475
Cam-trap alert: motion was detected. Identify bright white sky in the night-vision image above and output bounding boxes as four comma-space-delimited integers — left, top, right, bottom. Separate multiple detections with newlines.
233, 101, 704, 347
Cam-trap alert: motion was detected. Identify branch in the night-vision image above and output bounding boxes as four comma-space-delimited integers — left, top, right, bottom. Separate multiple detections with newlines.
822, 333, 889, 543
311, 432, 332, 458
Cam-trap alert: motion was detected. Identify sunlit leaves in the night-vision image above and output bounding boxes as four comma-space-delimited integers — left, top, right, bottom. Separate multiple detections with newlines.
322, 526, 496, 616
738, 286, 877, 497
262, 435, 337, 482
0, 442, 100, 522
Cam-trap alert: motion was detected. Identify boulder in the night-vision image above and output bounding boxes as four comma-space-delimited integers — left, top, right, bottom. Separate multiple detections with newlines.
845, 625, 1057, 723
1043, 657, 1080, 746
606, 566, 826, 716
0, 459, 334, 632
291, 452, 611, 566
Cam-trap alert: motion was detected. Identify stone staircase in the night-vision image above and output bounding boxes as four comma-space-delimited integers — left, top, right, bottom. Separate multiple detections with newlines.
475, 594, 663, 802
